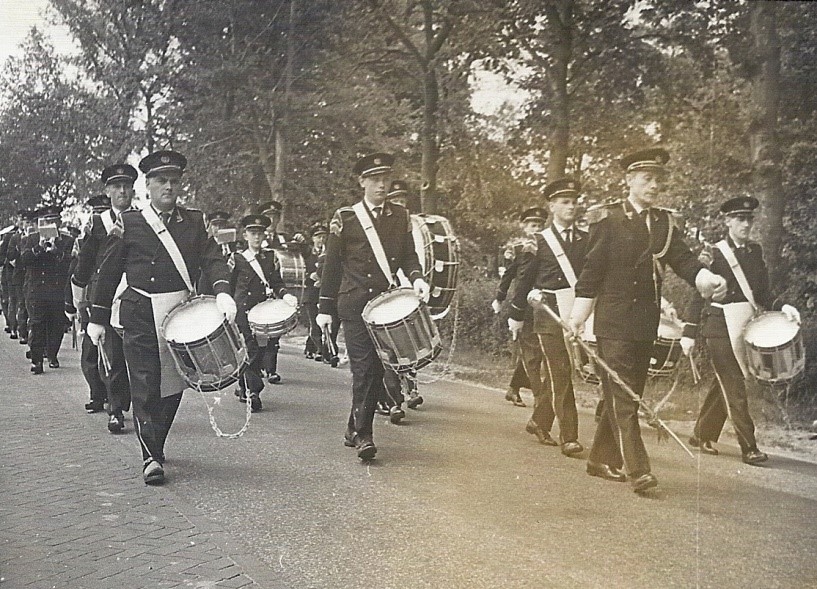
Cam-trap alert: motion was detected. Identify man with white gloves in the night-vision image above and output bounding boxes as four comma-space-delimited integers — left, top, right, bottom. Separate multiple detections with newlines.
316, 152, 429, 460
683, 196, 799, 465
567, 147, 727, 494
87, 150, 236, 485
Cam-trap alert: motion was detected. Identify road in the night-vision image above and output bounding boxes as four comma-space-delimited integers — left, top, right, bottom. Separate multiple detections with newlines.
2, 332, 816, 588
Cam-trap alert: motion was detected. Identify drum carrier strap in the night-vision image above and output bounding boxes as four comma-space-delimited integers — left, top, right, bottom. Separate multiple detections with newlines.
352, 201, 397, 288
541, 226, 577, 287
100, 209, 115, 234
715, 240, 757, 310
141, 206, 195, 293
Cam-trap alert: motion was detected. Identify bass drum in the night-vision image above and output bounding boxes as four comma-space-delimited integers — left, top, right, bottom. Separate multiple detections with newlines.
273, 249, 306, 293
411, 214, 459, 320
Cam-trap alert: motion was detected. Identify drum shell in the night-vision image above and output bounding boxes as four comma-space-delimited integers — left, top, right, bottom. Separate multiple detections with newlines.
413, 214, 459, 320
274, 249, 306, 294
165, 319, 249, 392
743, 311, 805, 384
647, 336, 683, 378
363, 288, 442, 372
247, 299, 298, 339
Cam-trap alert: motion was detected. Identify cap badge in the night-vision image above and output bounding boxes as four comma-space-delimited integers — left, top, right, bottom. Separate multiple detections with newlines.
373, 157, 381, 165
161, 155, 170, 164
117, 167, 124, 174
744, 199, 751, 208
567, 182, 574, 189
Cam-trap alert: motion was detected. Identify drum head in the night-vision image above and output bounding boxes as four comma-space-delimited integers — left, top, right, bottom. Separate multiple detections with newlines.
247, 299, 296, 324
744, 311, 799, 348
362, 288, 420, 325
164, 297, 225, 343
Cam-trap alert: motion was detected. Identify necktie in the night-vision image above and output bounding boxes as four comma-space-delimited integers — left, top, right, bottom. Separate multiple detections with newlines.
160, 211, 172, 226
372, 206, 381, 220
639, 209, 650, 235
563, 228, 572, 245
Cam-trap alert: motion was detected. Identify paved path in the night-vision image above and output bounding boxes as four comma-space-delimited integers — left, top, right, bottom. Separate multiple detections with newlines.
1, 331, 816, 588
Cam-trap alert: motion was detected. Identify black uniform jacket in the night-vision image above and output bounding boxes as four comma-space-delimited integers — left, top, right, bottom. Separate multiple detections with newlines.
72, 209, 123, 299
510, 225, 589, 334
495, 239, 524, 303
90, 205, 231, 325
20, 231, 75, 303
575, 200, 702, 342
7, 232, 27, 289
318, 201, 423, 321
686, 237, 773, 339
231, 249, 288, 313
301, 245, 323, 305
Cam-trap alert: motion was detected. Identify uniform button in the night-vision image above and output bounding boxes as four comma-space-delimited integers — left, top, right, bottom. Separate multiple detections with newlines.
366, 273, 371, 278
150, 277, 155, 282
368, 288, 373, 292
633, 298, 637, 303
151, 261, 155, 265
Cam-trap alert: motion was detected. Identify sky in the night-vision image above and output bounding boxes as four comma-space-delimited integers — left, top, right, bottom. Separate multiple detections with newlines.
0, 0, 77, 64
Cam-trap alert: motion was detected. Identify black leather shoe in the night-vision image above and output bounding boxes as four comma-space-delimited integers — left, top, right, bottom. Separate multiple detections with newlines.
4, 326, 9, 333
526, 419, 558, 446
561, 441, 584, 456
586, 461, 627, 482
143, 459, 165, 485
31, 362, 44, 375
632, 472, 659, 493
25, 350, 31, 359
344, 428, 356, 447
267, 373, 281, 384
375, 402, 390, 416
407, 394, 424, 409
19, 338, 27, 345
250, 395, 262, 413
85, 400, 105, 413
9, 332, 17, 339
355, 435, 377, 460
689, 436, 719, 456
389, 405, 405, 424
505, 388, 526, 407
313, 354, 323, 362
329, 356, 339, 367
49, 359, 60, 369
305, 351, 314, 359
742, 449, 768, 465
108, 413, 125, 433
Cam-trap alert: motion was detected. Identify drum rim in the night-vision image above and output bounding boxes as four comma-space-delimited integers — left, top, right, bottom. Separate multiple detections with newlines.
161, 294, 228, 344
361, 287, 421, 324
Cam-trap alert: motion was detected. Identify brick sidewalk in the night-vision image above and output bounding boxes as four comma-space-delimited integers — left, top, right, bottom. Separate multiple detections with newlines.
0, 335, 277, 589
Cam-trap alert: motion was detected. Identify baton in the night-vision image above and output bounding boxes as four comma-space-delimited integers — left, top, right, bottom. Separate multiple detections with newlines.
537, 301, 695, 459
71, 317, 77, 349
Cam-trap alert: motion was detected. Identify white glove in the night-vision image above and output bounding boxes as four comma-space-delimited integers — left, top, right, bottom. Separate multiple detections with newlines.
490, 299, 501, 314
680, 336, 695, 357
316, 313, 333, 330
413, 278, 430, 302
526, 289, 543, 307
87, 322, 106, 347
216, 293, 237, 323
71, 283, 86, 310
283, 293, 298, 307
781, 304, 801, 324
695, 268, 727, 300
507, 318, 524, 339
568, 297, 594, 337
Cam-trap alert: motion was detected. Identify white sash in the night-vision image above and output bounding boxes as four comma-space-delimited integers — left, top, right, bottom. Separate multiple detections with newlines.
720, 302, 754, 379
715, 240, 757, 309
100, 210, 115, 234
352, 201, 396, 288
141, 206, 194, 293
242, 249, 270, 288
541, 226, 577, 286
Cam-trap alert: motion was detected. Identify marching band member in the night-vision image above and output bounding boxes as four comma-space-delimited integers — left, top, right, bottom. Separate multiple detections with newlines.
302, 222, 327, 361
87, 150, 237, 485
316, 152, 429, 460
568, 147, 727, 493
492, 210, 549, 408
684, 196, 800, 464
508, 179, 586, 456
256, 200, 287, 383
7, 211, 35, 346
21, 206, 74, 374
1, 211, 23, 339
231, 213, 297, 412
71, 165, 136, 430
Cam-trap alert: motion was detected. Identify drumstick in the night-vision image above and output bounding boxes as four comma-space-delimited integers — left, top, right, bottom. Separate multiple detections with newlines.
98, 342, 112, 378
322, 324, 338, 359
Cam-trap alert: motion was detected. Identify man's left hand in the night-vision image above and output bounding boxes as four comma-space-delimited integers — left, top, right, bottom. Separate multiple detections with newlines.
216, 293, 237, 323
413, 278, 430, 302
283, 293, 298, 308
782, 304, 801, 324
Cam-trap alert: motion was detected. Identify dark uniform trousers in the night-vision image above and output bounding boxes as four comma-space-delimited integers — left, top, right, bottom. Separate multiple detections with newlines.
120, 291, 182, 461
344, 318, 384, 437
101, 325, 130, 414
517, 326, 556, 432
262, 338, 281, 376
509, 359, 531, 391
235, 313, 268, 396
79, 310, 108, 404
14, 282, 27, 340
27, 300, 67, 363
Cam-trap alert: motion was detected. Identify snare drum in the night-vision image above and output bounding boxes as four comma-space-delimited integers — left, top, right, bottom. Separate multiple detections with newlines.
161, 296, 249, 392
247, 299, 298, 340
412, 214, 460, 320
743, 311, 805, 384
362, 287, 442, 373
274, 249, 306, 291
648, 317, 684, 378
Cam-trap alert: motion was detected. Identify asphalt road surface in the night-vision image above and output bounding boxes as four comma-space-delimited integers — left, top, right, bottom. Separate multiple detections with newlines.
14, 338, 817, 588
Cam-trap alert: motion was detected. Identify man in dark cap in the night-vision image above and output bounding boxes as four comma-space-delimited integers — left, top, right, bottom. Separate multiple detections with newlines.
568, 147, 727, 493
231, 214, 297, 411
87, 150, 236, 485
6, 211, 35, 343
302, 222, 329, 361
508, 178, 587, 456
256, 200, 287, 250
0, 211, 24, 339
492, 207, 549, 409
21, 206, 75, 374
683, 196, 799, 465
316, 152, 430, 460
70, 164, 136, 424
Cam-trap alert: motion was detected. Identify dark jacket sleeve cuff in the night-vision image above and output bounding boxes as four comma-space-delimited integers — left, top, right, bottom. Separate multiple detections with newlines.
318, 295, 337, 316
682, 323, 697, 339
509, 303, 525, 322
212, 279, 231, 296
89, 305, 111, 324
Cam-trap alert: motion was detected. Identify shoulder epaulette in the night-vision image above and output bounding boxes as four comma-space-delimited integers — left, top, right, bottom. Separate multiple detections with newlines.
585, 200, 621, 224
330, 207, 354, 236
520, 236, 538, 255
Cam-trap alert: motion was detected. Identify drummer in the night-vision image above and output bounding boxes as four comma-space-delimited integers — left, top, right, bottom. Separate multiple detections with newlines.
255, 200, 288, 383
232, 213, 298, 412
683, 196, 800, 464
316, 152, 430, 460
87, 150, 237, 485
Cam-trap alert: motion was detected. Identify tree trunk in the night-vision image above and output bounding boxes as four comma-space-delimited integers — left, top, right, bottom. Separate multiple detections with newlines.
748, 1, 784, 284
420, 66, 440, 215
272, 0, 297, 226
546, 0, 574, 181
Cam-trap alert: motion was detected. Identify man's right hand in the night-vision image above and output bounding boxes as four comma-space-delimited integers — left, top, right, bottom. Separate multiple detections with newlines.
490, 299, 501, 314
316, 313, 332, 330
87, 323, 106, 347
